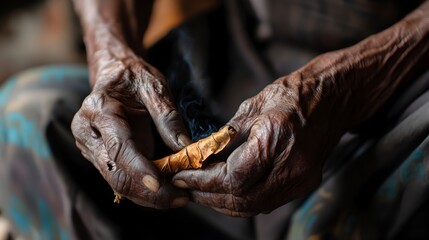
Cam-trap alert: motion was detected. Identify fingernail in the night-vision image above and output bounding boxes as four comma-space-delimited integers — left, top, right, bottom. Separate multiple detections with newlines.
171, 197, 189, 208
178, 134, 191, 148
143, 175, 160, 192
173, 180, 189, 189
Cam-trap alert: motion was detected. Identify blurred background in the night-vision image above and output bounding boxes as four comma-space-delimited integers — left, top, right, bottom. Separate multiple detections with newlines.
0, 1, 83, 238
0, 0, 219, 84
0, 0, 84, 84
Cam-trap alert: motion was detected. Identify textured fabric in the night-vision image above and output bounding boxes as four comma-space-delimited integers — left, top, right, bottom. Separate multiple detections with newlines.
247, 0, 424, 51
1, 64, 429, 240
286, 71, 429, 240
0, 66, 248, 240
1, 3, 429, 240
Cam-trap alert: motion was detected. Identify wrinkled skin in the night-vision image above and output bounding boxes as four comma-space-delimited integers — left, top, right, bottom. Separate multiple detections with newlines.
71, 57, 192, 208
71, 0, 429, 216
172, 7, 429, 214
173, 68, 349, 217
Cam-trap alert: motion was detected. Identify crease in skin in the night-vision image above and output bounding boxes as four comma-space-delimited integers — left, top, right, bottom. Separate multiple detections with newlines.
153, 126, 237, 175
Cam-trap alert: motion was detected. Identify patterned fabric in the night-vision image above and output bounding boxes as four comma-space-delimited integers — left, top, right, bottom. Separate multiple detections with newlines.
1, 3, 429, 240
2, 66, 428, 240
0, 66, 90, 240
288, 86, 429, 239
0, 65, 248, 240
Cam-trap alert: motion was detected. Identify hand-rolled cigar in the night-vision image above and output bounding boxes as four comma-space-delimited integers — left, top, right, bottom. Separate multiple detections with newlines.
153, 125, 237, 175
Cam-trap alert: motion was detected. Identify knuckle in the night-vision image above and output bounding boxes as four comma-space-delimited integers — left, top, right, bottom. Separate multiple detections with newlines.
70, 113, 83, 136
106, 136, 121, 158
159, 108, 177, 122
82, 92, 105, 113
71, 115, 92, 143
238, 99, 254, 113
227, 175, 247, 196
224, 172, 249, 198
110, 170, 132, 196
142, 73, 168, 98
226, 194, 249, 213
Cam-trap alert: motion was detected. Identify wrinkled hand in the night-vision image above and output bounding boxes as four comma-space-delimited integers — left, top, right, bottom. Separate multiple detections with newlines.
173, 68, 351, 217
71, 57, 191, 208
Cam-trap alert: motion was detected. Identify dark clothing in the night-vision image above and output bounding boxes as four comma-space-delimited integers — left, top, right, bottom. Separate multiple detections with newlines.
1, 2, 429, 240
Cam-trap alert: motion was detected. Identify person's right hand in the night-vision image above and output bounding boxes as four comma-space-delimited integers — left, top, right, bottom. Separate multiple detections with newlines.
71, 56, 192, 209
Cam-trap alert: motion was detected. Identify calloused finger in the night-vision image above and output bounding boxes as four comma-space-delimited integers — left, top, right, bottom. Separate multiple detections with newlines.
139, 73, 191, 151
94, 144, 189, 209
89, 100, 190, 203
173, 124, 271, 195
71, 111, 104, 165
188, 190, 257, 217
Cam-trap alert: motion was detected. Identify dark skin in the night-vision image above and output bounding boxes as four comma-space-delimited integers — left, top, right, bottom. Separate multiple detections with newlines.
71, 0, 429, 215
71, 0, 192, 208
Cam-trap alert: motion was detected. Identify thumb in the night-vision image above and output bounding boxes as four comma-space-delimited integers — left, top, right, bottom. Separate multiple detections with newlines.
227, 98, 260, 137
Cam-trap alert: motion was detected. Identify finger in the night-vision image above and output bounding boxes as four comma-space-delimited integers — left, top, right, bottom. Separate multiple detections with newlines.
173, 122, 273, 195
188, 190, 257, 217
86, 99, 189, 207
91, 100, 161, 182
71, 111, 104, 165
72, 111, 119, 174
95, 143, 189, 209
72, 96, 190, 208
226, 98, 262, 138
139, 73, 191, 151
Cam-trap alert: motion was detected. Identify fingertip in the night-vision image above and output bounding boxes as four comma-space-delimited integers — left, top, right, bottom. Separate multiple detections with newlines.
177, 133, 192, 148
156, 119, 191, 151
172, 179, 189, 189
142, 175, 160, 192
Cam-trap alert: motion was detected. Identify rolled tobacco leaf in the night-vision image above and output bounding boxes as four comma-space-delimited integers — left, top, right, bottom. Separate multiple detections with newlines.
153, 125, 237, 175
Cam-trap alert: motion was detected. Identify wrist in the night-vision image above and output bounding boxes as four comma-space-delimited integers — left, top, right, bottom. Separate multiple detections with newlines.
293, 6, 429, 128
74, 0, 148, 55
88, 41, 141, 88
274, 57, 353, 133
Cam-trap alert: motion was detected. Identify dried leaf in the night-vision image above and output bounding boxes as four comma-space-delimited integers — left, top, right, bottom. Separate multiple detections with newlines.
153, 125, 237, 175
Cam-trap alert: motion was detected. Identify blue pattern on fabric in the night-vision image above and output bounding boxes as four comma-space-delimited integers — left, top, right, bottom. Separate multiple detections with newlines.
40, 66, 88, 84
0, 112, 51, 159
6, 196, 70, 240
7, 196, 31, 232
377, 148, 426, 200
37, 197, 56, 240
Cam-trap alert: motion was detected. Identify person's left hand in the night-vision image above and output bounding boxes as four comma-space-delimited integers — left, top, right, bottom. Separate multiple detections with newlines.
171, 11, 428, 213
172, 64, 352, 217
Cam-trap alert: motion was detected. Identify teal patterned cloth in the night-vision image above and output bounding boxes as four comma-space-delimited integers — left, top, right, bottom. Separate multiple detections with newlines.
0, 66, 237, 240
1, 63, 429, 240
1, 4, 429, 239
0, 66, 90, 240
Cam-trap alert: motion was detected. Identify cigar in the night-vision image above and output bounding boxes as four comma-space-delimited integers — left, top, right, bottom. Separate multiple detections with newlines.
153, 125, 237, 175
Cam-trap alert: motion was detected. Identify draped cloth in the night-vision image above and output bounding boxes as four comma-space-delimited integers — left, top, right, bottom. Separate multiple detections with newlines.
1, 2, 429, 240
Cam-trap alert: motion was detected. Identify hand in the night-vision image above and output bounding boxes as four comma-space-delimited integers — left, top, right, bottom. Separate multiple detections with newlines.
71, 57, 192, 208
173, 64, 352, 217
172, 7, 429, 212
